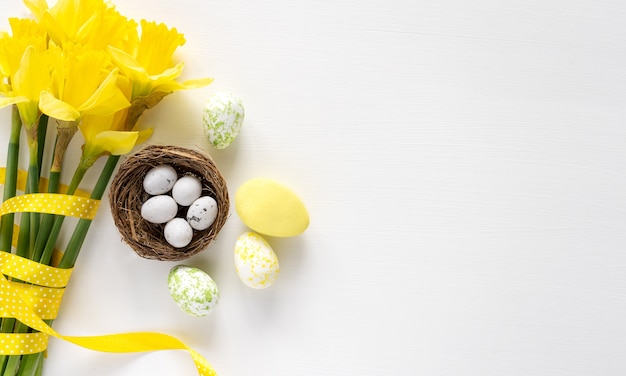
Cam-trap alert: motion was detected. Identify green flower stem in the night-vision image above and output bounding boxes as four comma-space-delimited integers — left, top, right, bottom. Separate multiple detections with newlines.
29, 115, 48, 259
16, 138, 52, 376
26, 142, 40, 258
0, 106, 22, 252
32, 138, 61, 264
0, 107, 21, 374
10, 159, 84, 376
14, 156, 121, 376
59, 155, 120, 269
38, 162, 89, 267
3, 357, 19, 376
31, 170, 60, 263
4, 143, 39, 376
35, 116, 47, 179
13, 347, 41, 376
14, 138, 38, 261
34, 123, 77, 264
34, 356, 42, 376
14, 163, 34, 260
15, 211, 30, 258
8, 123, 49, 376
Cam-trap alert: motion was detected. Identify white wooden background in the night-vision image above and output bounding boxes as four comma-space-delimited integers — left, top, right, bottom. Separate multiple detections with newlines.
1, 0, 626, 375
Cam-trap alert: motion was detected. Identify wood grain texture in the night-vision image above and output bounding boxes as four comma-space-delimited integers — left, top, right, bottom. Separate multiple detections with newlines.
1, 0, 626, 375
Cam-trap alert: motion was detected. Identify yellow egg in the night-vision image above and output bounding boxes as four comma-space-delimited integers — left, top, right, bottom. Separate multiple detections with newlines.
235, 178, 309, 237
234, 232, 279, 289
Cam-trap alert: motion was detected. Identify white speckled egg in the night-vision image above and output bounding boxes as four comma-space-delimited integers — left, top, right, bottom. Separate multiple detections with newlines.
202, 92, 245, 149
234, 232, 279, 289
168, 265, 219, 317
141, 195, 178, 224
172, 175, 203, 206
164, 218, 194, 248
143, 165, 178, 195
186, 196, 218, 231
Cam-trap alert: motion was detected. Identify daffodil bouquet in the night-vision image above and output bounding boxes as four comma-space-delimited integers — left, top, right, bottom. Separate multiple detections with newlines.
0, 1, 215, 375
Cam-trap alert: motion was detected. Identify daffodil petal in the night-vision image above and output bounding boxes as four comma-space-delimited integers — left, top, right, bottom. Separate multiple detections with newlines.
148, 64, 184, 82
23, 0, 49, 17
78, 114, 113, 140
75, 12, 99, 43
0, 96, 28, 108
150, 81, 187, 93
40, 10, 67, 46
12, 46, 51, 102
78, 69, 130, 116
108, 46, 148, 80
92, 130, 138, 155
23, 0, 49, 21
180, 78, 214, 89
80, 88, 130, 117
108, 32, 211, 98
137, 20, 186, 75
153, 77, 214, 93
135, 127, 153, 145
39, 90, 80, 121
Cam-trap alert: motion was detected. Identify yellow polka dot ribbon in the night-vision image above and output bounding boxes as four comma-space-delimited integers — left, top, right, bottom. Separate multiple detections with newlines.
0, 171, 217, 375
0, 193, 100, 219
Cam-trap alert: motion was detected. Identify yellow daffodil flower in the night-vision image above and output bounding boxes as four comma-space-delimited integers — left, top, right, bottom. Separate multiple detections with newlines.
24, 0, 105, 44
11, 46, 51, 128
0, 18, 47, 78
109, 20, 213, 100
86, 5, 138, 52
6, 17, 47, 42
0, 19, 48, 132
38, 46, 130, 122
78, 111, 152, 168
0, 85, 25, 110
0, 45, 51, 131
0, 73, 8, 93
78, 75, 152, 167
24, 0, 137, 51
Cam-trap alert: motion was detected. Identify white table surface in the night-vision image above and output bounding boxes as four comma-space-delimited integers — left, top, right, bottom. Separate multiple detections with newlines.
1, 0, 626, 375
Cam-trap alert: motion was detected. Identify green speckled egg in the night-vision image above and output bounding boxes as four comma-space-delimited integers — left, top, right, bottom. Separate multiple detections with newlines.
168, 265, 219, 317
202, 92, 245, 149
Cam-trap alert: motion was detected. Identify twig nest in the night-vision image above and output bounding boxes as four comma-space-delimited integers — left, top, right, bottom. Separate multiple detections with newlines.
109, 145, 229, 261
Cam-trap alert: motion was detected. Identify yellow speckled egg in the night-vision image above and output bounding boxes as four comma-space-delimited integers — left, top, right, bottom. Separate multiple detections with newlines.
234, 232, 279, 289
235, 178, 309, 237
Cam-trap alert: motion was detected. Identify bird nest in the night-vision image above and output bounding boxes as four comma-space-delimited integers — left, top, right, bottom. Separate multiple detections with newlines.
109, 145, 229, 261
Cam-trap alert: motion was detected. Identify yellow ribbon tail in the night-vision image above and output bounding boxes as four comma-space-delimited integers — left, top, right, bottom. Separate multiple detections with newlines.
61, 333, 216, 375
64, 332, 192, 353
0, 252, 217, 376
